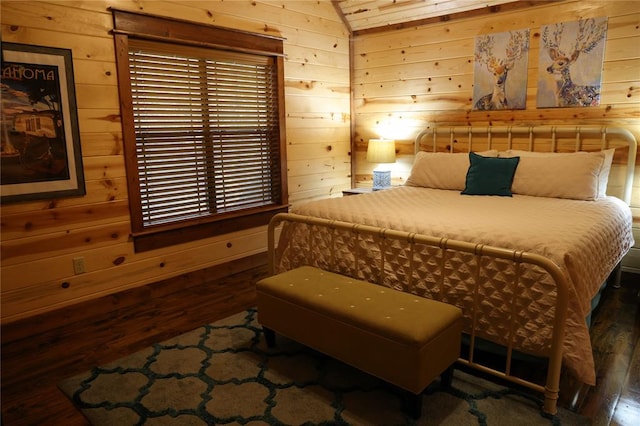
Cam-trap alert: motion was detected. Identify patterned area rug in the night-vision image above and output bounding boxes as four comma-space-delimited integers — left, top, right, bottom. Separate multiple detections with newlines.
59, 309, 589, 425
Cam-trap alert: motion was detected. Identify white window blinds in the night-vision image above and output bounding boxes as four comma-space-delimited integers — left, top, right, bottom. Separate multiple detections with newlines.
128, 40, 282, 227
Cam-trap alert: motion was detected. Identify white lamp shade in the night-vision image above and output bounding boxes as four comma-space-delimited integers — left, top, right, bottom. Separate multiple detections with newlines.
366, 139, 396, 164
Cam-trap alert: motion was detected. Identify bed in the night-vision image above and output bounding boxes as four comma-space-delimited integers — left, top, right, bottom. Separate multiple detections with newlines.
269, 126, 636, 414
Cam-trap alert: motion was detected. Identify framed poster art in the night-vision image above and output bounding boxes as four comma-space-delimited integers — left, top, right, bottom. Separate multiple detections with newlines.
472, 29, 530, 111
1, 42, 85, 203
537, 17, 608, 108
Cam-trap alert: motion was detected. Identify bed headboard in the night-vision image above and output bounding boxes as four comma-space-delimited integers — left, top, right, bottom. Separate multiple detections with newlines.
414, 126, 637, 204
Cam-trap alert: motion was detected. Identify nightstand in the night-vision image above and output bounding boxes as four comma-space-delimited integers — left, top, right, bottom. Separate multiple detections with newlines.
621, 224, 640, 274
342, 187, 374, 196
342, 187, 394, 196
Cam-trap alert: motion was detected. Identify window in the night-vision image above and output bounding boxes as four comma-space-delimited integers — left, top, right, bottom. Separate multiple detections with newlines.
113, 10, 288, 252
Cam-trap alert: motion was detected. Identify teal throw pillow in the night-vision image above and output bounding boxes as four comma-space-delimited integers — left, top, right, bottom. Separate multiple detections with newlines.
462, 152, 520, 196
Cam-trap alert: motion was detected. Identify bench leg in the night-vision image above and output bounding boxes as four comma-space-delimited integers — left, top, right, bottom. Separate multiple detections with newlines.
263, 326, 276, 348
441, 365, 455, 389
403, 391, 422, 419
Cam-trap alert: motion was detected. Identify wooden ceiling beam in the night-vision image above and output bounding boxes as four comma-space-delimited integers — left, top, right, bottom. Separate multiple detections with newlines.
349, 1, 563, 36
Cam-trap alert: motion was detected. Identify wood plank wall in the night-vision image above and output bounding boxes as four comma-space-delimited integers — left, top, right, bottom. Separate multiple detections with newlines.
1, 0, 638, 322
351, 0, 640, 207
0, 0, 351, 322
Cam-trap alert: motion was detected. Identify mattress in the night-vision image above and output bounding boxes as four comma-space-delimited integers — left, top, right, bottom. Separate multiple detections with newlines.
277, 185, 634, 385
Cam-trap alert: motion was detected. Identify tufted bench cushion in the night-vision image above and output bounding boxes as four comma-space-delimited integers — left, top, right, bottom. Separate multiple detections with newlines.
256, 266, 462, 417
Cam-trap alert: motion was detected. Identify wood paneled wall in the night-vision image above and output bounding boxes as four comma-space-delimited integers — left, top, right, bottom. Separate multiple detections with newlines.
0, 0, 351, 322
351, 0, 640, 207
2, 0, 638, 322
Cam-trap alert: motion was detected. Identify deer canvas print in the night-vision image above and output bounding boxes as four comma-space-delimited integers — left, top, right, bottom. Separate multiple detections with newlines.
537, 17, 608, 108
472, 29, 530, 110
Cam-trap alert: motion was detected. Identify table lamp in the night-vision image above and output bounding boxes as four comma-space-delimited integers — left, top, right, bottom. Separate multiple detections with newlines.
366, 139, 396, 190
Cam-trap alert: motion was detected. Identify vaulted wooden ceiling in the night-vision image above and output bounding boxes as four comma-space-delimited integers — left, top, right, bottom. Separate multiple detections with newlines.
333, 0, 535, 34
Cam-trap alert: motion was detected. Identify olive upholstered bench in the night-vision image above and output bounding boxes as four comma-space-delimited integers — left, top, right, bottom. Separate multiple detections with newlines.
256, 265, 463, 418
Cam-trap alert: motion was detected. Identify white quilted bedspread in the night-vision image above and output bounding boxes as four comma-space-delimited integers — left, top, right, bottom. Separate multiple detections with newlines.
279, 186, 634, 385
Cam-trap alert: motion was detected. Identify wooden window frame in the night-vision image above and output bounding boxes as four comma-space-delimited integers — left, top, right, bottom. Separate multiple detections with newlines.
112, 9, 288, 252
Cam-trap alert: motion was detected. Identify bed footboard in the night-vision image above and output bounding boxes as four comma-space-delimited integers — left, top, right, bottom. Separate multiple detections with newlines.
266, 212, 570, 415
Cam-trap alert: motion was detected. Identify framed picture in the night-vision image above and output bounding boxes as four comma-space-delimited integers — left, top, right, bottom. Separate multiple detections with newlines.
1, 42, 85, 203
472, 29, 530, 111
537, 17, 608, 108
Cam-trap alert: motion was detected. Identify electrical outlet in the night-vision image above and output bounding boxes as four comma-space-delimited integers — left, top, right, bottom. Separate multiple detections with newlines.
73, 257, 86, 274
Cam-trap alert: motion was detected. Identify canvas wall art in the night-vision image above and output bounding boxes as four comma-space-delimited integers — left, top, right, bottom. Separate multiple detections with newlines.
537, 17, 608, 108
1, 42, 85, 203
472, 29, 530, 111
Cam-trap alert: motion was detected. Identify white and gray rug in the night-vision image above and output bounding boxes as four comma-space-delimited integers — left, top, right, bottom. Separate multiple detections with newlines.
59, 309, 589, 425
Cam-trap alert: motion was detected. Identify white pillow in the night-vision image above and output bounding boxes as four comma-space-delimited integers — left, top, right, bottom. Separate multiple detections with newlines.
598, 149, 615, 198
498, 150, 610, 200
406, 150, 499, 191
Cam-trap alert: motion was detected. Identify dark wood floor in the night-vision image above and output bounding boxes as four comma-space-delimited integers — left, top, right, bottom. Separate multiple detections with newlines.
1, 260, 638, 426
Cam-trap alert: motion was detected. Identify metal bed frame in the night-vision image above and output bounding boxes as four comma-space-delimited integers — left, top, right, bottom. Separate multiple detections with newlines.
268, 126, 636, 415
